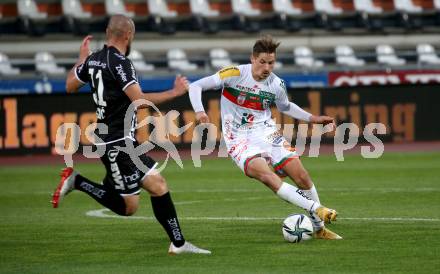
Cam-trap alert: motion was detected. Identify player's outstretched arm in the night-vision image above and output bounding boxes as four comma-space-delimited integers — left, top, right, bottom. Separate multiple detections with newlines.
309, 115, 336, 131
188, 74, 221, 124
66, 35, 92, 93
125, 75, 189, 107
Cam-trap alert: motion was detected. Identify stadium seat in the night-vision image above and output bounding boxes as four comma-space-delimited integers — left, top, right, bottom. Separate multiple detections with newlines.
209, 48, 237, 70
190, 0, 219, 18
0, 53, 20, 76
353, 0, 383, 14
433, 0, 440, 24
105, 0, 135, 18
274, 61, 284, 70
62, 0, 98, 35
416, 44, 440, 65
147, 0, 178, 34
35, 52, 66, 76
393, 0, 429, 29
189, 0, 222, 33
18, 0, 48, 20
353, 0, 398, 30
272, 0, 302, 16
294, 46, 324, 68
17, 0, 49, 35
129, 50, 155, 73
313, 0, 358, 30
231, 0, 264, 32
376, 45, 406, 66
148, 0, 177, 18
231, 0, 261, 17
167, 49, 198, 71
272, 0, 316, 31
334, 45, 365, 67
313, 0, 343, 15
393, 0, 423, 14
62, 0, 92, 19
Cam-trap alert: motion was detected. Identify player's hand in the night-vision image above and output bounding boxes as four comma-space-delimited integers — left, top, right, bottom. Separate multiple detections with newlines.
172, 75, 189, 97
79, 35, 92, 61
196, 111, 210, 124
310, 115, 336, 131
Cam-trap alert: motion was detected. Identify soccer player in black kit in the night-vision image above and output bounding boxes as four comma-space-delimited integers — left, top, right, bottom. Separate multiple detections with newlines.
51, 14, 211, 255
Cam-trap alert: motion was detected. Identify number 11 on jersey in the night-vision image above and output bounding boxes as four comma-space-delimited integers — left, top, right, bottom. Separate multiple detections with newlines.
89, 68, 107, 119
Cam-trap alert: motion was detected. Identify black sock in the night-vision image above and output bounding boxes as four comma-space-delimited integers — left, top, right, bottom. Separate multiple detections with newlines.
151, 192, 185, 247
74, 174, 127, 216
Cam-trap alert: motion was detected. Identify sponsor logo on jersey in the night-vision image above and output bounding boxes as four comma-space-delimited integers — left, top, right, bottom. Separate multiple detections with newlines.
259, 90, 275, 100
113, 52, 126, 60
77, 63, 84, 74
124, 172, 140, 184
219, 66, 240, 79
241, 112, 254, 125
115, 64, 127, 82
223, 86, 275, 111
130, 63, 136, 79
107, 149, 125, 190
88, 60, 107, 69
266, 131, 283, 144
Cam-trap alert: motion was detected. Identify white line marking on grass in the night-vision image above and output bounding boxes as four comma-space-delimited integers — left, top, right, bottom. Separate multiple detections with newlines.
170, 187, 440, 193
86, 209, 440, 222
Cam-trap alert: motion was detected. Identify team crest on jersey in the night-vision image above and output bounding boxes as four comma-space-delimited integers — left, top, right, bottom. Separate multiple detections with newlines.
280, 79, 287, 91
262, 99, 270, 109
219, 66, 240, 80
237, 91, 246, 105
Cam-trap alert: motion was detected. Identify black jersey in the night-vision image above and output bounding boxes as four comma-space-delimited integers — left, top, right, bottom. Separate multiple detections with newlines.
75, 45, 137, 143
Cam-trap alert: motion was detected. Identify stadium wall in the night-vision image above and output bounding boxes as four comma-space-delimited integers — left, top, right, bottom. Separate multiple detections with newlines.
0, 84, 439, 156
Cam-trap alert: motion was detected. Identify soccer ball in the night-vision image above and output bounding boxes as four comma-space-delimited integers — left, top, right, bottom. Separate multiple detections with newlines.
282, 214, 314, 243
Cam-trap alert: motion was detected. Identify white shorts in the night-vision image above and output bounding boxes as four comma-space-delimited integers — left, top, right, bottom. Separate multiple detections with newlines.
224, 121, 298, 177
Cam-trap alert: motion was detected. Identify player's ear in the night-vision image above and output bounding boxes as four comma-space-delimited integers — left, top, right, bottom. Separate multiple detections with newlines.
125, 30, 131, 42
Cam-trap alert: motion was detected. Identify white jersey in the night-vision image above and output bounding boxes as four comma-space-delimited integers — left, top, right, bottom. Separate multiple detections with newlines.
218, 64, 285, 132
189, 64, 311, 173
190, 64, 311, 133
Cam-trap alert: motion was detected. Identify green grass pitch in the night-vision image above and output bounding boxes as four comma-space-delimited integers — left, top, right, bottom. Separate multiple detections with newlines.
0, 152, 439, 273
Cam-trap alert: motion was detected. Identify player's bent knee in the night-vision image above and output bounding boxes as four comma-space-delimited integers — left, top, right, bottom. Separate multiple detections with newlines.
294, 170, 310, 184
125, 206, 138, 216
123, 195, 139, 216
142, 174, 169, 196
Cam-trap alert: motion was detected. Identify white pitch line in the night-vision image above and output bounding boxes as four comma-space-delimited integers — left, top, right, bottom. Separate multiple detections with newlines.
86, 209, 440, 222
170, 187, 440, 193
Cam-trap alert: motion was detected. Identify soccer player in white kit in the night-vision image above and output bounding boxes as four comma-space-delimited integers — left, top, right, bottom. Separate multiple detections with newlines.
189, 36, 342, 240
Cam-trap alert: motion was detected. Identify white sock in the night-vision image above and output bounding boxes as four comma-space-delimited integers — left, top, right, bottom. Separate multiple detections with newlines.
276, 182, 319, 212
303, 184, 324, 231
303, 185, 321, 204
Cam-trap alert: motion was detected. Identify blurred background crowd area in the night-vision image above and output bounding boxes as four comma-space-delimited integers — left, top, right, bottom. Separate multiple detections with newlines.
0, 0, 439, 84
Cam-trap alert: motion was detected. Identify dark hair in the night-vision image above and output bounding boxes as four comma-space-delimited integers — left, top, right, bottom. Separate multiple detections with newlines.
252, 35, 280, 56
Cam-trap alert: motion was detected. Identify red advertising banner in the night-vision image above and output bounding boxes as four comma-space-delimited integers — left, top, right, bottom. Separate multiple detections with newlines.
329, 70, 440, 87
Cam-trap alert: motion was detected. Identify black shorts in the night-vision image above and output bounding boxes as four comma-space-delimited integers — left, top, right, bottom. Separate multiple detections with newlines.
99, 139, 157, 196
